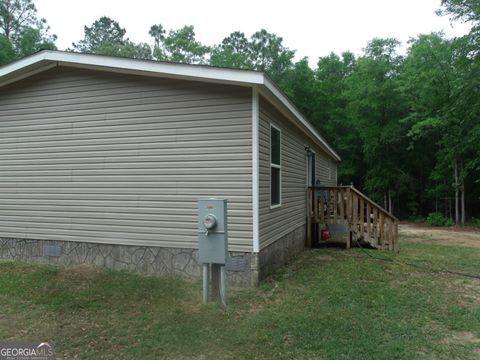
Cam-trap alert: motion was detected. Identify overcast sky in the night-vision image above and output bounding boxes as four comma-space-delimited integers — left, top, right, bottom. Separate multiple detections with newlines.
35, 0, 469, 66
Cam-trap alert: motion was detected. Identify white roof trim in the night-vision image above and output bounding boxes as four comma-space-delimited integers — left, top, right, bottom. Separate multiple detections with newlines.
0, 50, 340, 161
0, 62, 57, 88
0, 50, 264, 86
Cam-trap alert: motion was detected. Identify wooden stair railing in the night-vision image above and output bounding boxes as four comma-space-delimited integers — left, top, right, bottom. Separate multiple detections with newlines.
307, 186, 399, 251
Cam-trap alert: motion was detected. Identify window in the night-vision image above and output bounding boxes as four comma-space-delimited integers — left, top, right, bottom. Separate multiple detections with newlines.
270, 124, 281, 207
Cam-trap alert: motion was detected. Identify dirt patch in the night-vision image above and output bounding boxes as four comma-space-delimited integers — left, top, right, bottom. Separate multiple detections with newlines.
400, 223, 480, 248
0, 262, 44, 274
427, 321, 480, 347
57, 264, 101, 289
442, 331, 480, 345
315, 254, 335, 261
457, 282, 480, 308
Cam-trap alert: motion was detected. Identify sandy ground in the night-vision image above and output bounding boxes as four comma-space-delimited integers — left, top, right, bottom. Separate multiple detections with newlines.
399, 223, 480, 248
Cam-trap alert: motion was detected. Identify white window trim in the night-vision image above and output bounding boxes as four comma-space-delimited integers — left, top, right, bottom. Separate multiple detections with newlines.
270, 123, 282, 209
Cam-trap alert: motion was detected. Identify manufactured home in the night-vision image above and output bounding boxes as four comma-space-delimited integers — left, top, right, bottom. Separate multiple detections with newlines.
0, 51, 397, 286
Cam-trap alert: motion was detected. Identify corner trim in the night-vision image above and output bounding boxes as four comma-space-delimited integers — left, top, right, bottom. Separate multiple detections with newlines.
252, 87, 260, 253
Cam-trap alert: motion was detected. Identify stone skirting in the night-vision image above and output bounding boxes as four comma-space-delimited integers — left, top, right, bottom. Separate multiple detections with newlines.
258, 224, 306, 280
0, 225, 306, 287
0, 238, 256, 287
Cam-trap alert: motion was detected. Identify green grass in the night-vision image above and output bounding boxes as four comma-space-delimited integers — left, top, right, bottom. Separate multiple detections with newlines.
0, 235, 479, 359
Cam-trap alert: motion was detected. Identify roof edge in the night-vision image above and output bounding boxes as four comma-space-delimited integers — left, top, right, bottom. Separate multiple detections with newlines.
0, 50, 265, 87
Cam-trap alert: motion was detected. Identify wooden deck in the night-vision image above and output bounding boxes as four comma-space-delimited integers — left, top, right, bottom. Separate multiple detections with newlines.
307, 186, 399, 251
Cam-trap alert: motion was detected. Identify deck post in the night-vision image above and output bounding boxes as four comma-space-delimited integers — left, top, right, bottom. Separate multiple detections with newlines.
333, 189, 338, 223
353, 193, 358, 235
394, 220, 399, 252
314, 189, 325, 224
346, 187, 352, 225
339, 188, 345, 222
379, 212, 385, 249
366, 203, 371, 239
360, 197, 364, 236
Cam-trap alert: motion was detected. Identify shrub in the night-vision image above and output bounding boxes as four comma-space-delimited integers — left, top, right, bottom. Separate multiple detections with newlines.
426, 212, 453, 227
470, 217, 480, 228
444, 218, 454, 227
413, 216, 425, 223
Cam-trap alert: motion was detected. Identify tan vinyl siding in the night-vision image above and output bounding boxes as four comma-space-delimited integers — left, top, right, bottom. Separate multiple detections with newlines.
0, 67, 253, 251
331, 158, 338, 185
316, 155, 337, 186
258, 97, 337, 250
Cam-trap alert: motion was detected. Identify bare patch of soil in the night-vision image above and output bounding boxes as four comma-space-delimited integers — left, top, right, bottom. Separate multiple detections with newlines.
57, 264, 101, 289
457, 282, 480, 308
442, 331, 480, 345
315, 254, 335, 261
400, 223, 480, 248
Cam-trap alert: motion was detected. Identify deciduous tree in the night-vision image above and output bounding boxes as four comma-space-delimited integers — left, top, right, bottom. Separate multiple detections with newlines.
210, 31, 253, 69
0, 0, 56, 65
150, 25, 209, 64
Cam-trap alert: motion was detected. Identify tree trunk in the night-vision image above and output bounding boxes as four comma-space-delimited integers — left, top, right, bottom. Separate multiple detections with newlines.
384, 193, 387, 211
461, 160, 465, 226
449, 197, 452, 219
388, 190, 392, 214
454, 159, 459, 225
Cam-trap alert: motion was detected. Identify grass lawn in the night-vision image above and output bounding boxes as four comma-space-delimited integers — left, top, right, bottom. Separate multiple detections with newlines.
0, 233, 479, 359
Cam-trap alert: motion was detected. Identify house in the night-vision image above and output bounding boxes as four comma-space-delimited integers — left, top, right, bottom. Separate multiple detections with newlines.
0, 50, 343, 286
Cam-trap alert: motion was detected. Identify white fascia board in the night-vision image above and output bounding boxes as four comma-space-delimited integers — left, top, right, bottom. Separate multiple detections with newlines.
251, 87, 260, 253
262, 78, 341, 162
0, 51, 51, 78
0, 62, 57, 88
0, 50, 264, 87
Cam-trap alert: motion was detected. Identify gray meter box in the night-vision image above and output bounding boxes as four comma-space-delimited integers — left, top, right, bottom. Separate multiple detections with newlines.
198, 198, 228, 264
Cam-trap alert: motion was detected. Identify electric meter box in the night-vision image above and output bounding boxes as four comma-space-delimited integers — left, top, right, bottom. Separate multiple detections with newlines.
198, 198, 228, 264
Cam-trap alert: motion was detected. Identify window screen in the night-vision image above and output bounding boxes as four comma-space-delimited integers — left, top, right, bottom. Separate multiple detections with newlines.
270, 125, 281, 207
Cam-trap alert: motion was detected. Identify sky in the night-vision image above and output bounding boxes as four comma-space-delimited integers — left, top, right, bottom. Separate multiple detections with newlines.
34, 0, 470, 66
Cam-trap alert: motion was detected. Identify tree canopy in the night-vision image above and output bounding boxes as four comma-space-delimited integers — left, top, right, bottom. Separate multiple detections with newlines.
150, 25, 210, 64
1, 1, 479, 222
71, 16, 151, 59
0, 0, 56, 65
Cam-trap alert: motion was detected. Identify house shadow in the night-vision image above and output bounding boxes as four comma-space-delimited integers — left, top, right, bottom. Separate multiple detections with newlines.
313, 239, 376, 250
